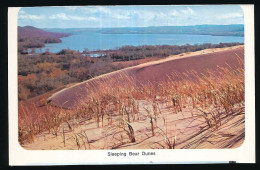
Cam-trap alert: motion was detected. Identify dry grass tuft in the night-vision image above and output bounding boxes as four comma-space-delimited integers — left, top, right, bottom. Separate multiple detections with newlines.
18, 55, 244, 149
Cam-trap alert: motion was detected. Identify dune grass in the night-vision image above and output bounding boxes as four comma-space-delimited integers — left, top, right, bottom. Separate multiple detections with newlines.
18, 55, 244, 149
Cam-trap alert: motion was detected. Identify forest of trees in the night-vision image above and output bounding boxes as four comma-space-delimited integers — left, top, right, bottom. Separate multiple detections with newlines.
18, 37, 62, 53
108, 42, 243, 61
18, 42, 243, 100
18, 50, 120, 100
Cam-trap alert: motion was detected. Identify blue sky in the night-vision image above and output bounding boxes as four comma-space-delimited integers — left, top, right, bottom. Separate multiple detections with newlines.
18, 5, 244, 28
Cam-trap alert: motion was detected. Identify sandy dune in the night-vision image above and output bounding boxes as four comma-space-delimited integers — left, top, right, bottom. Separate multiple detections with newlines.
20, 45, 245, 150
48, 45, 244, 109
22, 100, 244, 150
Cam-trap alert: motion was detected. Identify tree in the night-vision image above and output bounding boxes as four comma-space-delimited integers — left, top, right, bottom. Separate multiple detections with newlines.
31, 48, 36, 54
83, 48, 89, 53
45, 48, 50, 53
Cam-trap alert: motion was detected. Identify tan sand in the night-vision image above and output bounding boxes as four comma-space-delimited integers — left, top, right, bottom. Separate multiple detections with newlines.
48, 45, 244, 109
20, 45, 245, 150
21, 100, 244, 150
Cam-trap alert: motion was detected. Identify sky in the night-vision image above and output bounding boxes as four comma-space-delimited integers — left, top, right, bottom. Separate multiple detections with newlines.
18, 5, 244, 28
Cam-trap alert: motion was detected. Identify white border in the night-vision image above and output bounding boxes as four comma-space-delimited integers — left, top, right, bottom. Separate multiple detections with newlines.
8, 5, 255, 165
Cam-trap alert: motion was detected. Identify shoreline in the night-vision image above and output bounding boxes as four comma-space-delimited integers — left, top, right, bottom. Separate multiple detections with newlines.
28, 42, 244, 55
82, 42, 244, 55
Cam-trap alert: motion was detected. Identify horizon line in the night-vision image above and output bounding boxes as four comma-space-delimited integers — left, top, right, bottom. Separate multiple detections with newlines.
19, 24, 244, 29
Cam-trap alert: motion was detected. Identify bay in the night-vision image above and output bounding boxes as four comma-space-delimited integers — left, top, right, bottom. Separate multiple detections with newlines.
37, 31, 244, 53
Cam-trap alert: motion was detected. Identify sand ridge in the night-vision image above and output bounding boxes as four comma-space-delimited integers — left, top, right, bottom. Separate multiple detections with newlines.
20, 45, 245, 150
48, 45, 244, 109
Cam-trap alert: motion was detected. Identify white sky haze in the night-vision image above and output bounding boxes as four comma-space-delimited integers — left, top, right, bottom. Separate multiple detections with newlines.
18, 5, 244, 28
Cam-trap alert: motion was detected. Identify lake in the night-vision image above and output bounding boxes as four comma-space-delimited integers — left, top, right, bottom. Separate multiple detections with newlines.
37, 31, 244, 53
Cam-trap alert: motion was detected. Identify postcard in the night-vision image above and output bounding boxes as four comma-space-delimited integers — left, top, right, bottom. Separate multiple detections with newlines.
8, 5, 255, 165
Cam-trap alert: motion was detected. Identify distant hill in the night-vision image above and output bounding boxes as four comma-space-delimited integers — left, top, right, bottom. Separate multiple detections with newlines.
99, 25, 244, 37
42, 24, 244, 37
18, 26, 71, 39
18, 26, 71, 53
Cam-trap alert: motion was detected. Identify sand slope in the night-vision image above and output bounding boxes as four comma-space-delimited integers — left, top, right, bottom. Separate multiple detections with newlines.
20, 45, 245, 150
48, 45, 244, 109
22, 100, 244, 150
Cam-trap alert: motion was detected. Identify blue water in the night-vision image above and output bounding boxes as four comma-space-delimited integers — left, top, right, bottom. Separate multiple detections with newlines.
37, 31, 244, 53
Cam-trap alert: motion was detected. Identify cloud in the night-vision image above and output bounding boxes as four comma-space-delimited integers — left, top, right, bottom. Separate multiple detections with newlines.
50, 13, 70, 20
78, 6, 111, 14
18, 13, 45, 20
181, 7, 195, 15
169, 10, 179, 17
49, 13, 97, 21
130, 9, 180, 21
65, 7, 179, 21
65, 6, 110, 15
131, 10, 155, 20
217, 13, 243, 19
19, 10, 26, 14
92, 7, 132, 19
71, 16, 97, 21
111, 13, 131, 19
98, 6, 111, 14
66, 6, 80, 10
110, 10, 132, 19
